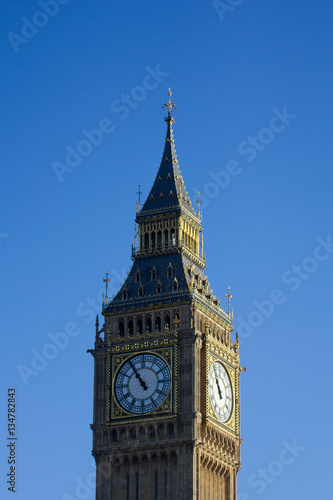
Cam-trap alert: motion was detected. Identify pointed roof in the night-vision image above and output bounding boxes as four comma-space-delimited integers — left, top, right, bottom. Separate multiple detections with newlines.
138, 89, 197, 219
102, 91, 232, 329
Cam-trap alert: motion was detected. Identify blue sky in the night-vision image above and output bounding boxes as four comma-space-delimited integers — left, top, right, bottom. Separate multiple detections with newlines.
1, 0, 333, 498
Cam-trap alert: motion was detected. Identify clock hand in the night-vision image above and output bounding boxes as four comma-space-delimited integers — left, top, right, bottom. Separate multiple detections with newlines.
129, 361, 148, 390
216, 378, 223, 400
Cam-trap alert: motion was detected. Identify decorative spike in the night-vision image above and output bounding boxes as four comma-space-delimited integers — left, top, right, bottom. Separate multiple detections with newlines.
226, 287, 233, 314
137, 185, 142, 211
162, 88, 177, 122
95, 315, 99, 341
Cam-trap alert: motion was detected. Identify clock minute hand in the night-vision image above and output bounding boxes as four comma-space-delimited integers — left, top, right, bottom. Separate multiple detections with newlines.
216, 378, 223, 400
130, 361, 148, 390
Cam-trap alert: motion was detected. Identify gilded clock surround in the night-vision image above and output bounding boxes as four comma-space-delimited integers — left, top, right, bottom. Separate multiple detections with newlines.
204, 327, 240, 439
89, 91, 242, 499
107, 340, 177, 424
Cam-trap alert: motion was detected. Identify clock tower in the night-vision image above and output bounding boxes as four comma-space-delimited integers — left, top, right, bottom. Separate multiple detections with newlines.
89, 90, 242, 499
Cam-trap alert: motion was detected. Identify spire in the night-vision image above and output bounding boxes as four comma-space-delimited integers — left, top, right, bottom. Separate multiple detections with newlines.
138, 89, 197, 218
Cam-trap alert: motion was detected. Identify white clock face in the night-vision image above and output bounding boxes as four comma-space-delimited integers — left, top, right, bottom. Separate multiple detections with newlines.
208, 361, 233, 423
114, 353, 171, 414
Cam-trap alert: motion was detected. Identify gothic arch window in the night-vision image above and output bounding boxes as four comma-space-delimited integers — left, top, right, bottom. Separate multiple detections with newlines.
157, 230, 162, 249
172, 278, 178, 292
167, 423, 175, 437
155, 314, 161, 331
165, 312, 170, 330
151, 231, 156, 251
151, 266, 157, 281
130, 428, 136, 440
146, 316, 152, 333
118, 319, 125, 337
138, 427, 145, 439
137, 317, 143, 335
138, 284, 144, 297
164, 229, 169, 246
122, 287, 128, 300
144, 233, 149, 251
171, 229, 176, 245
167, 263, 173, 278
156, 281, 162, 294
127, 319, 134, 335
149, 425, 155, 438
135, 269, 141, 283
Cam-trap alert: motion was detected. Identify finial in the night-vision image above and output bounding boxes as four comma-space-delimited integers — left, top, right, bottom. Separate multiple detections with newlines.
226, 287, 233, 314
233, 332, 239, 353
95, 315, 99, 341
136, 184, 142, 211
162, 88, 177, 122
196, 192, 201, 211
196, 191, 202, 220
103, 271, 111, 304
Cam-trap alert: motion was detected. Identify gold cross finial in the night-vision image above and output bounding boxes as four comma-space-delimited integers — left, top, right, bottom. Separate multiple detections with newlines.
226, 286, 233, 314
103, 271, 111, 300
196, 192, 201, 211
162, 88, 177, 120
137, 184, 142, 211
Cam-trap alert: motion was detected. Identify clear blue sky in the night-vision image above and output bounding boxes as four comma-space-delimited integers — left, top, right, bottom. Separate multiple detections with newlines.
1, 1, 333, 498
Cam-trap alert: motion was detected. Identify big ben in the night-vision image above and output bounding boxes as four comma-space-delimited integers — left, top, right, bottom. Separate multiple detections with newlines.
89, 90, 242, 499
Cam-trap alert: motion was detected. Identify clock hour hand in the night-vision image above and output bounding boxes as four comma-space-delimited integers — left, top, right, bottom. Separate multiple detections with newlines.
130, 361, 148, 390
215, 378, 223, 400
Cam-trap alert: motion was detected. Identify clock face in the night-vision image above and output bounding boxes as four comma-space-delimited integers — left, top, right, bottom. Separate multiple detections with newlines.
114, 353, 171, 414
208, 360, 233, 423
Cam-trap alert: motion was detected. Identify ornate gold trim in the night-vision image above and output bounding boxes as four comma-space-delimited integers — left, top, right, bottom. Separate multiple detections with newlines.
106, 343, 177, 425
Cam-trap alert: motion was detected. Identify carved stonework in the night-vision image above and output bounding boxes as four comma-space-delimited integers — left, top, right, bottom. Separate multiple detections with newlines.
90, 93, 242, 499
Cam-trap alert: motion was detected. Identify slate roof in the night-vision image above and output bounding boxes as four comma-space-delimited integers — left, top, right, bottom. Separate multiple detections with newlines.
109, 253, 191, 307
105, 250, 230, 325
103, 96, 232, 327
137, 117, 197, 219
